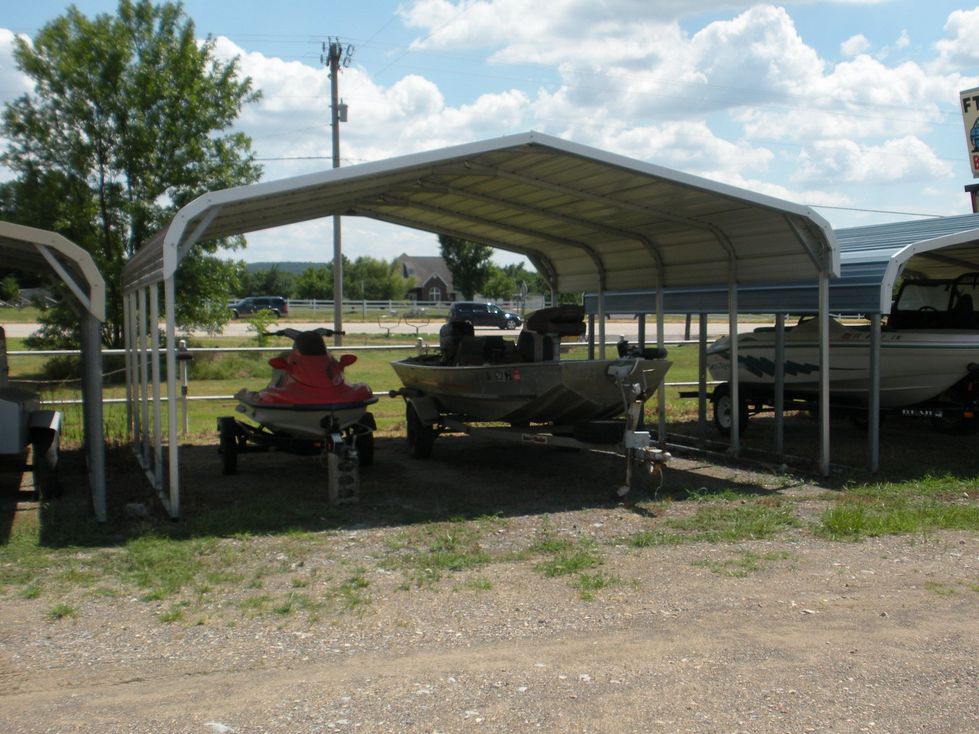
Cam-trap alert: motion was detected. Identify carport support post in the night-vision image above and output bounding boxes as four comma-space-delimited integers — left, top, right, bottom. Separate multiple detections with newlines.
123, 291, 134, 442
138, 288, 151, 466
818, 273, 830, 476
728, 283, 740, 454
597, 290, 606, 359
81, 312, 106, 522
698, 313, 707, 433
656, 288, 666, 443
868, 313, 881, 472
165, 275, 180, 518
587, 314, 596, 360
150, 284, 163, 489
774, 313, 785, 457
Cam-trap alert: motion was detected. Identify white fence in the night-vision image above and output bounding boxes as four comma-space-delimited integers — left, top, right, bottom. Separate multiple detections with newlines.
231, 297, 548, 315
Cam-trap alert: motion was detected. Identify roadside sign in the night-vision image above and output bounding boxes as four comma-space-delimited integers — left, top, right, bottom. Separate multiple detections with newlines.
961, 86, 979, 178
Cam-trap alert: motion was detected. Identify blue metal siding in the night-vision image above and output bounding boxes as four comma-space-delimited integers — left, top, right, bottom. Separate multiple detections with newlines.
585, 213, 979, 316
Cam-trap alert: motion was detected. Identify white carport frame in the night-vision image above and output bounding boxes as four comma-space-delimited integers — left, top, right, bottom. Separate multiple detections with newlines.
0, 221, 107, 521
121, 131, 838, 518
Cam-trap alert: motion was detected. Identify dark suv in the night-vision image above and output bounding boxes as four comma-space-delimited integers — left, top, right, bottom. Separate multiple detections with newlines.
447, 301, 522, 329
230, 296, 289, 318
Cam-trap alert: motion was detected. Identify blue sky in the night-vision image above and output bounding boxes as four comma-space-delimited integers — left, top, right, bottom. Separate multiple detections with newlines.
3, 1, 979, 266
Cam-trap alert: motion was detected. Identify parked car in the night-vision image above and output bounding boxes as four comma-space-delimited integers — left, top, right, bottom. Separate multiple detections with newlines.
447, 301, 522, 329
230, 296, 289, 318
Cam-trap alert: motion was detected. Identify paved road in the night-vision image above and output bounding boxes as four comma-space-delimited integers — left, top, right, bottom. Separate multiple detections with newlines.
2, 318, 739, 341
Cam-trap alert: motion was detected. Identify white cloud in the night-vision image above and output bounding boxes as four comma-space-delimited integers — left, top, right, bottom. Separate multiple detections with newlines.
935, 7, 979, 70
841, 34, 870, 57
792, 136, 954, 184
0, 30, 33, 105
0, 29, 35, 181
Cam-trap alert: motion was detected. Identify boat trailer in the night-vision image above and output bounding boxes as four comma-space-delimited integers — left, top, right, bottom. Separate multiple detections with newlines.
391, 361, 671, 498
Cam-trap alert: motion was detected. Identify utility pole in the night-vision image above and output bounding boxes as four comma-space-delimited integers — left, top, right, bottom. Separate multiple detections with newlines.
323, 39, 353, 345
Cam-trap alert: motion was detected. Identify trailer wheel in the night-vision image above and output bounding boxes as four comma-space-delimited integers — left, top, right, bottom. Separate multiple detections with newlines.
218, 417, 239, 475
355, 431, 375, 467
406, 403, 435, 459
30, 427, 61, 500
712, 384, 749, 437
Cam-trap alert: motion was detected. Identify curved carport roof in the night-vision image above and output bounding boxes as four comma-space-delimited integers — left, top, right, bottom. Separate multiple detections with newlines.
122, 131, 839, 517
124, 131, 837, 292
0, 221, 107, 521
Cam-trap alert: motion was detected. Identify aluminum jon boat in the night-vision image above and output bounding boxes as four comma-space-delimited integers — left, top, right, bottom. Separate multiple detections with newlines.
705, 272, 979, 432
390, 306, 673, 495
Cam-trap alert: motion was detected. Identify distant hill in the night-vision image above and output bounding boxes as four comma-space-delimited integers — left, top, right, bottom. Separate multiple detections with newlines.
244, 261, 325, 275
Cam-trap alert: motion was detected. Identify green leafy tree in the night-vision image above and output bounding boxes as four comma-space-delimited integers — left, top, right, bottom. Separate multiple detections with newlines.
482, 265, 515, 301
438, 235, 493, 300
295, 265, 332, 300
0, 0, 262, 346
346, 256, 411, 300
242, 265, 295, 298
0, 274, 20, 303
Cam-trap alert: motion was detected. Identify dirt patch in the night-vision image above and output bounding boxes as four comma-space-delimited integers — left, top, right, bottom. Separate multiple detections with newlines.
0, 431, 977, 733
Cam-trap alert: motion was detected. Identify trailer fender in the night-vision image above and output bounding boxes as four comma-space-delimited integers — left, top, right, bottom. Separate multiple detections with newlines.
406, 395, 441, 425
29, 409, 62, 434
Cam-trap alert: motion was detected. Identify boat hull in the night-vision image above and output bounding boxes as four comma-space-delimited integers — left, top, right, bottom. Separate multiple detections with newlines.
706, 321, 979, 408
391, 357, 671, 424
234, 389, 378, 439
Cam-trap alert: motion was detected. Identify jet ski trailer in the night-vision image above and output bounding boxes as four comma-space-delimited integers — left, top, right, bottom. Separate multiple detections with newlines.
217, 328, 377, 503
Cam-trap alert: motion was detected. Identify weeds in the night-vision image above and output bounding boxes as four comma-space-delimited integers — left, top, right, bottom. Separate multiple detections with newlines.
573, 572, 619, 601
46, 603, 76, 621
663, 502, 799, 542
691, 550, 793, 577
814, 484, 979, 541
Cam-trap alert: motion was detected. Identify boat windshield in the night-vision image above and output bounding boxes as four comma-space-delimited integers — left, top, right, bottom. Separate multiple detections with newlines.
895, 280, 953, 311
890, 272, 979, 330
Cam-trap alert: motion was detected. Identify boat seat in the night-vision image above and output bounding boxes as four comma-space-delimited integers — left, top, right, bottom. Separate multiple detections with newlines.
455, 335, 518, 365
525, 305, 587, 337
950, 294, 977, 329
517, 330, 556, 362
517, 305, 587, 362
439, 320, 475, 364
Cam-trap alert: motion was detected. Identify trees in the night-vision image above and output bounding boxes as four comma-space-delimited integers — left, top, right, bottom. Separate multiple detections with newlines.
346, 256, 411, 300
0, 1, 262, 345
438, 235, 494, 300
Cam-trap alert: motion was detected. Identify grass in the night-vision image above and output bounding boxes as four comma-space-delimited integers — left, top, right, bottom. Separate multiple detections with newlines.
814, 476, 979, 541
691, 550, 794, 577
384, 521, 493, 587
0, 339, 977, 623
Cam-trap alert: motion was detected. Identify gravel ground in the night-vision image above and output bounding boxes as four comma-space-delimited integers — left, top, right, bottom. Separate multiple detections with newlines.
0, 430, 977, 733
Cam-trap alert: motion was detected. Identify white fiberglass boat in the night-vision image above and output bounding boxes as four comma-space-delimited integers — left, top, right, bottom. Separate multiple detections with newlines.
705, 273, 979, 431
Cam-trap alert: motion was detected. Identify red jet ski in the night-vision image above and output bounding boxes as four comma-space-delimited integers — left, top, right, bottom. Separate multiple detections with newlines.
236, 329, 376, 431
219, 329, 378, 497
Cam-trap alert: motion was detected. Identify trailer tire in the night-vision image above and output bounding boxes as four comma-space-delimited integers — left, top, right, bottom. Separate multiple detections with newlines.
406, 403, 435, 459
218, 417, 239, 475
30, 427, 61, 500
356, 431, 375, 467
712, 383, 749, 437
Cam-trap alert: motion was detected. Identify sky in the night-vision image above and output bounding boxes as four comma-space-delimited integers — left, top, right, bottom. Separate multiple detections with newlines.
3, 0, 979, 268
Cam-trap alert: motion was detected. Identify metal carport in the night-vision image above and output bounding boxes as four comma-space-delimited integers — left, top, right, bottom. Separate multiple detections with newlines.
587, 212, 979, 471
121, 131, 838, 517
0, 221, 107, 521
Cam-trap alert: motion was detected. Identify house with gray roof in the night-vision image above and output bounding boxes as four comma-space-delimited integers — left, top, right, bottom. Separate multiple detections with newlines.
395, 254, 457, 302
